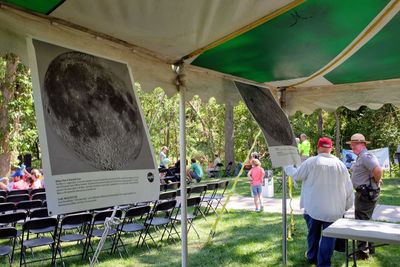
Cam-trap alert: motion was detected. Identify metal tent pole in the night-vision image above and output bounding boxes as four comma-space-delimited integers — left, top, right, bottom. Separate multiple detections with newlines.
177, 65, 188, 267
282, 171, 287, 265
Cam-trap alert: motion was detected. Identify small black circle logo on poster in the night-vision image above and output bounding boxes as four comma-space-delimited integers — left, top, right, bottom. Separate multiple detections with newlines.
147, 172, 154, 183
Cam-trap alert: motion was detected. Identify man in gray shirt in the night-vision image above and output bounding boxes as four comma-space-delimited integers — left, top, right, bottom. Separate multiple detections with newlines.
346, 133, 383, 260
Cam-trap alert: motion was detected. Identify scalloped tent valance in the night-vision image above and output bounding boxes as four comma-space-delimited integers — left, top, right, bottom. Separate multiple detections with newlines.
1, 0, 400, 114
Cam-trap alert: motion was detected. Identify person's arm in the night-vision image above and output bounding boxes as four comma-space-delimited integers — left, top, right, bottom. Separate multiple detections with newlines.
372, 165, 383, 185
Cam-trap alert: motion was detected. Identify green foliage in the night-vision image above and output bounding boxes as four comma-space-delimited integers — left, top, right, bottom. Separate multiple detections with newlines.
0, 54, 39, 168
289, 105, 400, 161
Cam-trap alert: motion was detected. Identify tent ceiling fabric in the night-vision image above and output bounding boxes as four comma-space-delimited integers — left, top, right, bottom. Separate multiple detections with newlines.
0, 0, 400, 114
50, 0, 295, 61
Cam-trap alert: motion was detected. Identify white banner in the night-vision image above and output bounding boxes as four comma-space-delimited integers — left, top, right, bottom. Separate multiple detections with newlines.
28, 39, 159, 215
342, 147, 390, 170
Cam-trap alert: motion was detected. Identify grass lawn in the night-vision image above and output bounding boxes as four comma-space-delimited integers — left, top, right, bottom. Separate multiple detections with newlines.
1, 176, 398, 266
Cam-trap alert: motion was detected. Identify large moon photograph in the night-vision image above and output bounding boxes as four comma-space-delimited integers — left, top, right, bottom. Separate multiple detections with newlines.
33, 40, 155, 174
235, 81, 297, 147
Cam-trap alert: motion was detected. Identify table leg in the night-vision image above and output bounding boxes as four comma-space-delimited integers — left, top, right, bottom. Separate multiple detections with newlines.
345, 239, 349, 267
352, 240, 357, 267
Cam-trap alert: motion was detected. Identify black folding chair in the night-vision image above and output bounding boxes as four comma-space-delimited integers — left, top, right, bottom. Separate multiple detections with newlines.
30, 188, 45, 196
20, 217, 58, 266
112, 205, 151, 254
0, 227, 17, 266
172, 196, 202, 238
0, 191, 6, 198
165, 182, 180, 191
16, 200, 43, 215
29, 208, 55, 235
6, 194, 29, 204
142, 199, 178, 246
211, 180, 229, 213
0, 211, 27, 238
201, 182, 218, 217
7, 190, 29, 196
0, 196, 5, 203
55, 212, 92, 266
159, 191, 177, 202
0, 203, 15, 214
85, 209, 122, 258
188, 185, 208, 219
31, 192, 46, 201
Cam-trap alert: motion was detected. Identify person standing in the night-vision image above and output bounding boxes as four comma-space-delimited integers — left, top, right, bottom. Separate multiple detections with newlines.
159, 146, 170, 168
346, 133, 382, 260
298, 133, 311, 161
247, 159, 265, 212
285, 137, 354, 267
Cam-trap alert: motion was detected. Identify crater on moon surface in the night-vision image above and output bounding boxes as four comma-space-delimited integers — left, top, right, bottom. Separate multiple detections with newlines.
43, 51, 142, 171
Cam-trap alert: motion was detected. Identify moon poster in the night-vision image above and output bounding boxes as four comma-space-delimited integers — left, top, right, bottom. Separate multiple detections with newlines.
28, 39, 159, 215
235, 82, 301, 167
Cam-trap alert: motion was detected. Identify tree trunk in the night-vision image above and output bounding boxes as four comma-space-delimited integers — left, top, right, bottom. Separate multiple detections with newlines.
224, 102, 234, 168
334, 110, 341, 158
0, 54, 18, 176
317, 109, 323, 137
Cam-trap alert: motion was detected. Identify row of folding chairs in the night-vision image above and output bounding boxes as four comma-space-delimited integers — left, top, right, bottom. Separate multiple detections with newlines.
0, 192, 46, 204
0, 180, 229, 265
0, 188, 45, 198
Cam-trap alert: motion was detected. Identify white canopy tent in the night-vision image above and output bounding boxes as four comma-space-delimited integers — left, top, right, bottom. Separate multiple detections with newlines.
1, 1, 400, 266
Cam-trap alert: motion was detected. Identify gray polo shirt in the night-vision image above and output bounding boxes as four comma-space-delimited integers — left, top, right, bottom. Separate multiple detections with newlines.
351, 148, 380, 189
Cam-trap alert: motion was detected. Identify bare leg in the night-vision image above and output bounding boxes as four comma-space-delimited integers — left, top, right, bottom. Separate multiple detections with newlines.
259, 194, 264, 211
253, 196, 259, 210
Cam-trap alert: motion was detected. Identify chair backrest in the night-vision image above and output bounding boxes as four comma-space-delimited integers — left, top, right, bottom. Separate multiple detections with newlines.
206, 182, 218, 191
30, 207, 49, 218
125, 205, 151, 219
7, 189, 29, 196
160, 184, 166, 192
92, 209, 122, 223
0, 211, 27, 225
218, 180, 229, 189
0, 202, 16, 213
31, 192, 46, 201
6, 194, 30, 203
0, 190, 6, 198
187, 196, 201, 207
189, 185, 207, 195
176, 187, 191, 197
0, 226, 17, 239
155, 199, 177, 213
16, 200, 43, 211
159, 190, 177, 201
22, 217, 58, 232
0, 196, 5, 203
61, 212, 92, 227
165, 182, 180, 191
30, 188, 45, 195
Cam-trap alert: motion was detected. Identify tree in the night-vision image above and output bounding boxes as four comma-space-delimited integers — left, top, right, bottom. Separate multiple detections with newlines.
0, 53, 38, 176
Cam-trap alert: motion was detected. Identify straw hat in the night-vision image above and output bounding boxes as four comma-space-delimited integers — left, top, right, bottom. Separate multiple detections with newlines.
345, 133, 370, 144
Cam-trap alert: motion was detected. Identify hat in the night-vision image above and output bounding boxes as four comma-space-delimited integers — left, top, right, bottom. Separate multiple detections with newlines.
345, 133, 370, 144
318, 137, 333, 148
12, 169, 24, 177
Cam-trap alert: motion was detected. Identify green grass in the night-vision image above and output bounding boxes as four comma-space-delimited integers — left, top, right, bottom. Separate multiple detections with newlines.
1, 176, 398, 266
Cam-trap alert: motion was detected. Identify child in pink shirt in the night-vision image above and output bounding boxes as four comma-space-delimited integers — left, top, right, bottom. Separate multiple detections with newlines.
248, 159, 265, 212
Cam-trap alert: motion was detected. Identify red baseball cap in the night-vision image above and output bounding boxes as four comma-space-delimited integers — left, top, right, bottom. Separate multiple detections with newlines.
318, 137, 333, 148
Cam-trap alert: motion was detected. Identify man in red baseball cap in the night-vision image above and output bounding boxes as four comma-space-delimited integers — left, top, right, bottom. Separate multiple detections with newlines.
285, 137, 354, 266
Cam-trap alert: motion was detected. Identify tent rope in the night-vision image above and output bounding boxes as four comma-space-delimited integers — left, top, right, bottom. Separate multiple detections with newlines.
207, 129, 262, 243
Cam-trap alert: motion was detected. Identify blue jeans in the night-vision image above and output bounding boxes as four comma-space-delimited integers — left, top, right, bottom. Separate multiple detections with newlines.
303, 214, 336, 267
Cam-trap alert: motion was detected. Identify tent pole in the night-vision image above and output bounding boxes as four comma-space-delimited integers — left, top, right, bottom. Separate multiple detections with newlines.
177, 65, 188, 267
282, 171, 288, 265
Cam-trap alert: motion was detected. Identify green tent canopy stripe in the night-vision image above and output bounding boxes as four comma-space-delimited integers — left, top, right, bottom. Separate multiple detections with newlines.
192, 0, 390, 83
326, 12, 400, 84
2, 0, 64, 14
